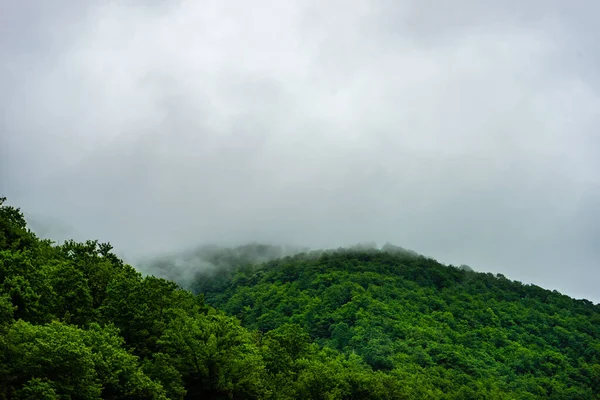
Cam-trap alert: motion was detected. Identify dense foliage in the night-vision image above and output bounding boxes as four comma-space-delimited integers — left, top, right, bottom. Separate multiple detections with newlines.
193, 247, 600, 399
1, 196, 599, 399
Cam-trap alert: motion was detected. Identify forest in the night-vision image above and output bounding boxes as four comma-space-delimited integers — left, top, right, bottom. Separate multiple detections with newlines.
1, 196, 599, 399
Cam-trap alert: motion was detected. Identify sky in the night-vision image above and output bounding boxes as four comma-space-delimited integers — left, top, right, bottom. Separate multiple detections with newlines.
1, 0, 599, 302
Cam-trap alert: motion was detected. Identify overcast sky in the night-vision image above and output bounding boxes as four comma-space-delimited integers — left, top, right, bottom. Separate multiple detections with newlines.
1, 0, 599, 302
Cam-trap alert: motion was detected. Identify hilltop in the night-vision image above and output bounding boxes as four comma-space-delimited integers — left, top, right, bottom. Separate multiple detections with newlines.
189, 245, 600, 398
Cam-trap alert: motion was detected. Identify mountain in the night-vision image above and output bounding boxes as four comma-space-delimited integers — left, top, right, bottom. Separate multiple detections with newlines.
190, 246, 600, 399
1, 196, 599, 399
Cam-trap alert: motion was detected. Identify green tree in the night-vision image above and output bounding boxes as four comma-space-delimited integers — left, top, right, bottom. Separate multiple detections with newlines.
0, 197, 36, 252
160, 311, 269, 399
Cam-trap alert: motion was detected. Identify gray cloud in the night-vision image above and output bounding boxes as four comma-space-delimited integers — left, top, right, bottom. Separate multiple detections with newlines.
1, 0, 599, 302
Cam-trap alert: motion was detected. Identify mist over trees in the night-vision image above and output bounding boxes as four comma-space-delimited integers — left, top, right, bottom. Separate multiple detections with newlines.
140, 243, 310, 289
1, 196, 599, 399
139, 241, 425, 290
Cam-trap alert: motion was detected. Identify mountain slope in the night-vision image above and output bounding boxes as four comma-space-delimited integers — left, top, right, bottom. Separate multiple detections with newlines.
193, 247, 600, 399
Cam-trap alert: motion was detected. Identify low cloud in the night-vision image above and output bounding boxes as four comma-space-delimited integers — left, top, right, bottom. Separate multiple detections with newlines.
1, 1, 599, 302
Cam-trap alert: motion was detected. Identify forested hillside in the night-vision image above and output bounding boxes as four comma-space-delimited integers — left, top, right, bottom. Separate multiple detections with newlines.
192, 250, 600, 399
1, 197, 599, 399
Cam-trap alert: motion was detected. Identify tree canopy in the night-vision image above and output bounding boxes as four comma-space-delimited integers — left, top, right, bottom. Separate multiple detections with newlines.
1, 196, 599, 399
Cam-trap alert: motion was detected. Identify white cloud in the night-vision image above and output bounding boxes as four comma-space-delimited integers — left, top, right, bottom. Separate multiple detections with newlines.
2, 0, 599, 302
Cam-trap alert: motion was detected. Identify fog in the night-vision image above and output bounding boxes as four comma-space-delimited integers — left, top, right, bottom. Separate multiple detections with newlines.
1, 1, 599, 302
